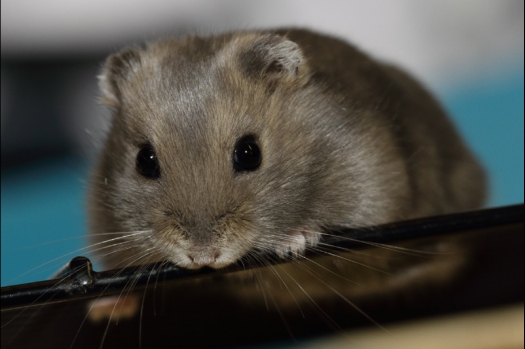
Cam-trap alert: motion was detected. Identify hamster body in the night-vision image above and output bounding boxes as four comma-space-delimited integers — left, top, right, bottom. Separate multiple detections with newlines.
89, 29, 486, 270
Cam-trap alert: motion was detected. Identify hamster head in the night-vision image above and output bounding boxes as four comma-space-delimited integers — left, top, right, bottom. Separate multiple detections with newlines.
90, 32, 403, 270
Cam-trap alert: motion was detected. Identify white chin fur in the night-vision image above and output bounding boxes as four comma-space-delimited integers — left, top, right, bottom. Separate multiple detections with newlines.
174, 252, 238, 270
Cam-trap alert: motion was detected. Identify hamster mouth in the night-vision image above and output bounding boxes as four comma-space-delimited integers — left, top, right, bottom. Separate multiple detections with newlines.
274, 229, 321, 257
184, 253, 229, 270
175, 248, 240, 270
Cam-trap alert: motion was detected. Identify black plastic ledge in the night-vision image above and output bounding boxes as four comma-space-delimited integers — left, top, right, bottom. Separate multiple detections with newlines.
2, 204, 523, 311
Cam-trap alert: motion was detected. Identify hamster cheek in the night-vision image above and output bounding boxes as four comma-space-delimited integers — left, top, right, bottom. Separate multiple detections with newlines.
274, 229, 321, 257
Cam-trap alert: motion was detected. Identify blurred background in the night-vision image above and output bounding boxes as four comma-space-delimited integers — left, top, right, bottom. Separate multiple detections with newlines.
1, 0, 523, 286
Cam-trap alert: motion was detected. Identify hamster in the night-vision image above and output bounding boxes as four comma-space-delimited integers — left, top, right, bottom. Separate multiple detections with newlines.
88, 28, 486, 271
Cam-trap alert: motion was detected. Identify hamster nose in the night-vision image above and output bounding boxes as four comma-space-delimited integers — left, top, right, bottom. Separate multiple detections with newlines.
188, 253, 220, 266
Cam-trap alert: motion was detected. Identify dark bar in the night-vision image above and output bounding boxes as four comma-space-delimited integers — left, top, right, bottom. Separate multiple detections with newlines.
1, 204, 523, 349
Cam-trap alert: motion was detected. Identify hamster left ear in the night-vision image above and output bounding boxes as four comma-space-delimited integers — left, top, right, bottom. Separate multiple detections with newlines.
98, 47, 142, 108
239, 34, 310, 86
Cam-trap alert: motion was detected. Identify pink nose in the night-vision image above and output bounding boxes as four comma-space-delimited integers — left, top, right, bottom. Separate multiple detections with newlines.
188, 253, 219, 266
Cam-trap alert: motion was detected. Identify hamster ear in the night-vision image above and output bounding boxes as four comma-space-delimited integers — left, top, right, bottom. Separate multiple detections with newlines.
98, 47, 142, 108
239, 34, 309, 86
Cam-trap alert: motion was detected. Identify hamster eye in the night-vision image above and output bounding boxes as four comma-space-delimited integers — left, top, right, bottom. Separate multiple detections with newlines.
233, 135, 262, 172
136, 145, 161, 179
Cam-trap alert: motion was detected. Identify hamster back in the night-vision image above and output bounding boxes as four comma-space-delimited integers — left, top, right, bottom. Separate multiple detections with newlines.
89, 29, 486, 270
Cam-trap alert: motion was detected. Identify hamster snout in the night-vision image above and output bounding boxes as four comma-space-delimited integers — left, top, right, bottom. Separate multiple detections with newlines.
88, 29, 486, 271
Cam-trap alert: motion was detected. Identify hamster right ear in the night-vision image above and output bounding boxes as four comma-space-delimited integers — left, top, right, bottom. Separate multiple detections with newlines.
98, 47, 142, 108
238, 34, 310, 87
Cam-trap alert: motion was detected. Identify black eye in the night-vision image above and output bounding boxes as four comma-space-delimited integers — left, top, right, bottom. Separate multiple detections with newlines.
136, 145, 161, 179
233, 135, 262, 172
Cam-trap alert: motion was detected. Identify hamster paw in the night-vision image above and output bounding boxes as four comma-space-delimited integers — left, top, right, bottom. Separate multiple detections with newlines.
87, 294, 139, 323
276, 229, 321, 257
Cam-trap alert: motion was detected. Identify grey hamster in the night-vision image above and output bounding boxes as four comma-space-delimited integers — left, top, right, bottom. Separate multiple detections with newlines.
88, 28, 486, 270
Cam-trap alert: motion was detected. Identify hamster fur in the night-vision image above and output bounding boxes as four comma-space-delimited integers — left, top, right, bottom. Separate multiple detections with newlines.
89, 28, 486, 271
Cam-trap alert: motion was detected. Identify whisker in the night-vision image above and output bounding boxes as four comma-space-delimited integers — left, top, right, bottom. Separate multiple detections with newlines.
15, 232, 142, 251
315, 276, 394, 337
307, 248, 393, 276
295, 254, 365, 287
139, 260, 163, 348
2, 261, 94, 331
254, 253, 305, 318
316, 231, 450, 256
8, 231, 149, 283
274, 263, 344, 331
152, 260, 169, 317
314, 241, 405, 260
97, 250, 159, 349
